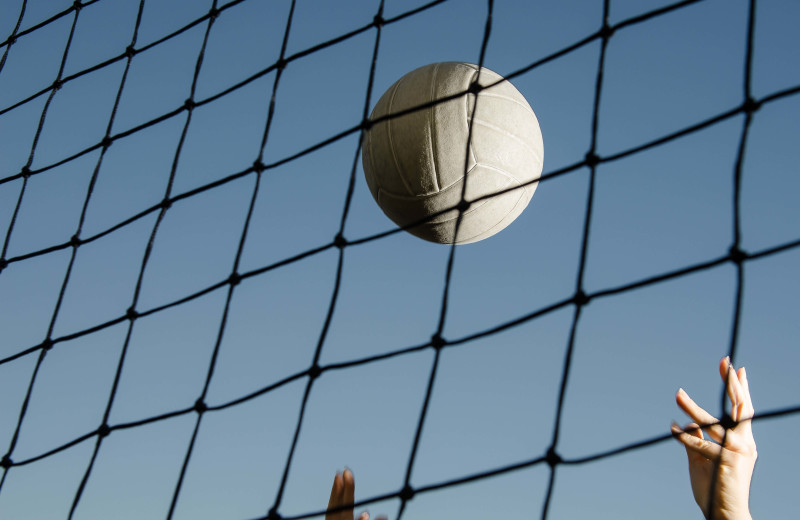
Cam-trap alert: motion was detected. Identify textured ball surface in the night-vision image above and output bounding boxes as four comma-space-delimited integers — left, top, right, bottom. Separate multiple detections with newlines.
362, 62, 544, 244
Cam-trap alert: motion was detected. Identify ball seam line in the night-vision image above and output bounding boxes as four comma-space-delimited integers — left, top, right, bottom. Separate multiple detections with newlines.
429, 62, 442, 192
386, 76, 415, 196
466, 67, 479, 168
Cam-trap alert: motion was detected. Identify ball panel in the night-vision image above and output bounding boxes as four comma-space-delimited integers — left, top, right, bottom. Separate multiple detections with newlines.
384, 66, 440, 195
363, 81, 408, 199
375, 163, 531, 243
470, 116, 542, 185
368, 63, 482, 198
430, 63, 477, 191
469, 80, 543, 184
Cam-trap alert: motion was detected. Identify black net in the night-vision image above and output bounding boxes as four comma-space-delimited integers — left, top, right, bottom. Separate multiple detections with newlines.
0, 0, 798, 519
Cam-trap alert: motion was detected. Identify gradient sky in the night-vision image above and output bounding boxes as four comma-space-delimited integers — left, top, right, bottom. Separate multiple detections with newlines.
0, 0, 798, 519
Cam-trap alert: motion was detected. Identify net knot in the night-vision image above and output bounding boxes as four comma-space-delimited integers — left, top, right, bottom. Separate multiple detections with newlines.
599, 23, 615, 40
267, 507, 282, 520
184, 98, 196, 111
70, 234, 82, 248
728, 245, 748, 265
161, 198, 172, 210
456, 199, 471, 213
73, 1, 83, 12
228, 272, 242, 286
194, 399, 208, 414
101, 136, 113, 149
126, 307, 139, 321
276, 58, 288, 71
373, 14, 385, 27
41, 338, 54, 352
333, 233, 348, 249
52, 79, 64, 91
399, 484, 415, 501
308, 364, 322, 380
546, 446, 562, 467
97, 424, 112, 438
0, 455, 12, 469
208, 7, 220, 20
21, 166, 31, 179
125, 45, 136, 59
467, 81, 483, 96
742, 97, 760, 114
573, 290, 590, 307
0, 258, 6, 273
253, 160, 266, 173
584, 152, 600, 168
431, 334, 446, 351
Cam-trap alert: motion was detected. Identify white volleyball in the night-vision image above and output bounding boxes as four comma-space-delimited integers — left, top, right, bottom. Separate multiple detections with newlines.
361, 62, 544, 244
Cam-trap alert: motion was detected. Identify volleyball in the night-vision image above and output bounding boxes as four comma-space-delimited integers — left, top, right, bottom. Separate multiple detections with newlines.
361, 62, 544, 244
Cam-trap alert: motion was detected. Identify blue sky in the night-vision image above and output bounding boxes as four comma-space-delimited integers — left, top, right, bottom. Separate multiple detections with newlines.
0, 0, 798, 519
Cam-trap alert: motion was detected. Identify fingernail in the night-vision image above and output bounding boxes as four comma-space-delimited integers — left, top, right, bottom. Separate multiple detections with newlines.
742, 367, 747, 380
677, 387, 686, 396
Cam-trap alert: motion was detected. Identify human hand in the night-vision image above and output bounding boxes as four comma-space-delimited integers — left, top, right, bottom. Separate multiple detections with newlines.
672, 357, 757, 520
326, 469, 387, 520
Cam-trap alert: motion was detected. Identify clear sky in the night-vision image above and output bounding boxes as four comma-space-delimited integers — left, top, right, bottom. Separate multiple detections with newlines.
0, 0, 798, 519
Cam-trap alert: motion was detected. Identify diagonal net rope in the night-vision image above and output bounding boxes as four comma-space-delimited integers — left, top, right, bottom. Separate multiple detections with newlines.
0, 0, 798, 519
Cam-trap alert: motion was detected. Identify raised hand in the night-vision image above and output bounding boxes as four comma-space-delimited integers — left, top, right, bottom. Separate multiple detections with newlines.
326, 469, 387, 520
672, 357, 757, 520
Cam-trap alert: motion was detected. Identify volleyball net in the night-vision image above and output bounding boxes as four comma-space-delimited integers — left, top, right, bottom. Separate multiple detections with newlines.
1, 0, 799, 518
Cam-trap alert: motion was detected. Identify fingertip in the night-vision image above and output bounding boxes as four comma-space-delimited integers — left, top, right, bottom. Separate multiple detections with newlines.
719, 356, 732, 378
343, 467, 354, 482
675, 388, 698, 412
675, 388, 691, 407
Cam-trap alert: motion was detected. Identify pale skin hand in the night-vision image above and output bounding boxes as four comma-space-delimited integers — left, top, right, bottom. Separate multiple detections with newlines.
326, 469, 387, 520
672, 357, 757, 520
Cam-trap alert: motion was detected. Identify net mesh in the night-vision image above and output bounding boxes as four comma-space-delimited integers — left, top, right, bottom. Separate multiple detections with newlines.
0, 0, 798, 519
